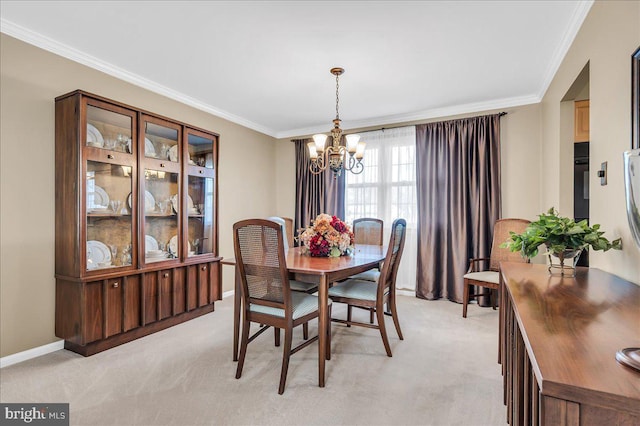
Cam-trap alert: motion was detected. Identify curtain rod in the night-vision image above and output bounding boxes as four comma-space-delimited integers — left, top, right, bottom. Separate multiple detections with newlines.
374, 111, 508, 132
290, 112, 508, 141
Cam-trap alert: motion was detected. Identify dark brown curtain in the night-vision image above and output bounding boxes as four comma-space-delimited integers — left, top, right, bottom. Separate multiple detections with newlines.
293, 139, 345, 245
415, 114, 501, 304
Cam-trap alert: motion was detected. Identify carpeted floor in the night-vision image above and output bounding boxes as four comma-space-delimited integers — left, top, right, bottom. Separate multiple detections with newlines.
0, 296, 505, 425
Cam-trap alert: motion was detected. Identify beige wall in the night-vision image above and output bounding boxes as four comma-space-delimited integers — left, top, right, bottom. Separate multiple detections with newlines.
275, 103, 543, 228
0, 34, 277, 357
540, 0, 640, 283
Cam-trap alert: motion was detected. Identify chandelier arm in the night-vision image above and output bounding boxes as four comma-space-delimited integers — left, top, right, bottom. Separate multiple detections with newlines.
308, 148, 329, 174
349, 159, 365, 175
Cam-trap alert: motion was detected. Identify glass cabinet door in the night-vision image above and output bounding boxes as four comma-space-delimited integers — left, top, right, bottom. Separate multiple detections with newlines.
86, 104, 133, 153
86, 161, 134, 270
185, 128, 217, 257
187, 131, 216, 168
143, 168, 180, 263
144, 121, 180, 162
187, 175, 215, 256
85, 103, 135, 272
141, 116, 181, 263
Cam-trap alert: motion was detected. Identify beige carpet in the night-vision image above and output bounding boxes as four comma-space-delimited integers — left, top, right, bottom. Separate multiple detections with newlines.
0, 296, 505, 425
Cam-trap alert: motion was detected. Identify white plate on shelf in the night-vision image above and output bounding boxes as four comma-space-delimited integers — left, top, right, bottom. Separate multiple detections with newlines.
128, 190, 156, 213
170, 193, 194, 213
88, 185, 109, 210
169, 235, 178, 255
87, 240, 111, 270
145, 138, 155, 157
87, 123, 104, 146
168, 145, 179, 162
168, 235, 191, 255
145, 235, 159, 252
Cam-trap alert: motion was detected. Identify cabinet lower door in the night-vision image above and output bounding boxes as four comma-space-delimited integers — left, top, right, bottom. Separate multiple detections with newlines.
85, 279, 125, 342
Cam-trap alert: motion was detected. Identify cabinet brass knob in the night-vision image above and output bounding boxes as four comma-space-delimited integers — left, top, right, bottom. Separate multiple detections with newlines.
163, 273, 169, 278
113, 282, 119, 288
107, 154, 114, 159
160, 163, 166, 168
199, 170, 203, 174
202, 266, 207, 271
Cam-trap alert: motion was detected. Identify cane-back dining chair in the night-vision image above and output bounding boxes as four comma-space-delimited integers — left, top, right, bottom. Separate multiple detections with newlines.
349, 218, 384, 283
267, 216, 318, 295
328, 218, 407, 357
234, 219, 331, 394
462, 218, 531, 318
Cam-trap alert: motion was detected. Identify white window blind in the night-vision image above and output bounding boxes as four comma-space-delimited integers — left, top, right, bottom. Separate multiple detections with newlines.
345, 126, 417, 290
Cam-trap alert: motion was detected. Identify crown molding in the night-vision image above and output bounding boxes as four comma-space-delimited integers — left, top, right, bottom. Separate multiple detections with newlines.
277, 94, 541, 139
0, 18, 278, 137
536, 0, 594, 99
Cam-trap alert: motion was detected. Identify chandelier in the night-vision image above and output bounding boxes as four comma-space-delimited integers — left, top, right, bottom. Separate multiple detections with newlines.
308, 67, 365, 177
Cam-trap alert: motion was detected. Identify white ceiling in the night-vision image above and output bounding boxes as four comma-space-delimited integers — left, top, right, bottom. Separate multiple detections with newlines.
0, 1, 593, 138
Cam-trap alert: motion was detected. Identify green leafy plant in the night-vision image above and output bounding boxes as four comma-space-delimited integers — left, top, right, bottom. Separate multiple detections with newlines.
502, 208, 622, 259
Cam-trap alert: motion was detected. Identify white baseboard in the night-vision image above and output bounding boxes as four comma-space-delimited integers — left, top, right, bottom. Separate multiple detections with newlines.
222, 289, 235, 299
0, 340, 65, 368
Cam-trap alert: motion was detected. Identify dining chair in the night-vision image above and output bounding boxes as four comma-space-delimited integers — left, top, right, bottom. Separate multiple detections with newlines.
462, 218, 531, 318
265, 217, 316, 340
267, 216, 317, 293
282, 217, 295, 248
349, 218, 384, 282
328, 218, 407, 357
233, 219, 331, 394
346, 218, 385, 323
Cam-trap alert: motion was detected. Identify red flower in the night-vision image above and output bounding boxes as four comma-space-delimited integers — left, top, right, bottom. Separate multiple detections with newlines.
309, 234, 330, 257
331, 216, 347, 233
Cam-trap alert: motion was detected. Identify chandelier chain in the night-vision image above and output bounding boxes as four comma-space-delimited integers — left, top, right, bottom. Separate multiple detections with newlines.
335, 73, 340, 120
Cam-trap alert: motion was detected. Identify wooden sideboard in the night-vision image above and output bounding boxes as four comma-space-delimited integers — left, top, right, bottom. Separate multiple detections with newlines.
499, 263, 640, 425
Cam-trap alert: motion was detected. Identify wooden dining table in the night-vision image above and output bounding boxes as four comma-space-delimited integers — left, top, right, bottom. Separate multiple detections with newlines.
222, 244, 386, 387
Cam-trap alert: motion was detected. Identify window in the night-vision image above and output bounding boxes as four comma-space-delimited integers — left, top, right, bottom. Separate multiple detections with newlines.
345, 126, 417, 290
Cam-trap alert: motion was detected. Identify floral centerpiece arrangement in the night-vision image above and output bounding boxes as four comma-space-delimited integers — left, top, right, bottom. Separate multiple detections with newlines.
298, 214, 355, 257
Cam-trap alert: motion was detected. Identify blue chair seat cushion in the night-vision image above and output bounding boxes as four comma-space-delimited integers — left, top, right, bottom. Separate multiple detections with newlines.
328, 279, 377, 301
289, 280, 318, 293
348, 269, 380, 282
250, 291, 329, 320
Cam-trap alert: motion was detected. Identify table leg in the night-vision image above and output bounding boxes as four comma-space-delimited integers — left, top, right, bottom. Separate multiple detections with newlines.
233, 265, 240, 362
318, 275, 327, 387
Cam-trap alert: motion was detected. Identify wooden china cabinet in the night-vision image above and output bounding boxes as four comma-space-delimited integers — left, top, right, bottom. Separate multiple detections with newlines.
55, 90, 221, 356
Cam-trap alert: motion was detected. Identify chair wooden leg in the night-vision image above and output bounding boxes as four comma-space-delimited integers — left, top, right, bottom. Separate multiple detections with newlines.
389, 293, 403, 340
278, 327, 293, 395
462, 279, 470, 318
303, 322, 309, 340
235, 316, 251, 379
376, 305, 392, 357
274, 327, 280, 347
326, 304, 332, 361
369, 308, 374, 324
347, 305, 352, 327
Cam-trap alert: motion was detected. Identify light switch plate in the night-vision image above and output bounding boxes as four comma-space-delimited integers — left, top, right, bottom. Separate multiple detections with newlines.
598, 161, 607, 185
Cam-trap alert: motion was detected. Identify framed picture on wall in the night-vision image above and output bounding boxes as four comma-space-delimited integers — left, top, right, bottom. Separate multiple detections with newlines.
633, 46, 640, 149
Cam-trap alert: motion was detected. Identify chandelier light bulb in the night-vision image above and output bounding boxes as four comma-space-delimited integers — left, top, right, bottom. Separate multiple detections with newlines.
307, 142, 318, 159
355, 141, 366, 160
312, 134, 327, 153
346, 134, 361, 154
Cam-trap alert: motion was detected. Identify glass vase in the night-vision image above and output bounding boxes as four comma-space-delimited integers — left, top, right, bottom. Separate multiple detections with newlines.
547, 249, 583, 277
